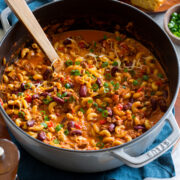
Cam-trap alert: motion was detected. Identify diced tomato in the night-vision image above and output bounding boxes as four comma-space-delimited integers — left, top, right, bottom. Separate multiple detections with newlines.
137, 87, 143, 92
78, 42, 86, 48
47, 121, 54, 127
156, 81, 162, 86
88, 64, 93, 68
99, 120, 107, 125
0, 98, 3, 106
117, 103, 123, 111
25, 94, 32, 103
60, 77, 64, 83
75, 123, 82, 129
58, 47, 64, 51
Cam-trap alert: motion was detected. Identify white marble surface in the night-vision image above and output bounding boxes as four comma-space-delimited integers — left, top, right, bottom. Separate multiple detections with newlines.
0, 11, 180, 180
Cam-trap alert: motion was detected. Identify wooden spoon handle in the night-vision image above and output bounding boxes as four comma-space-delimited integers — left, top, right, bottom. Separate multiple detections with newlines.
5, 0, 59, 63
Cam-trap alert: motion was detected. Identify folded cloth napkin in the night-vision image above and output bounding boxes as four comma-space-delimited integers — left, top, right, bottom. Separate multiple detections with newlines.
0, 0, 176, 179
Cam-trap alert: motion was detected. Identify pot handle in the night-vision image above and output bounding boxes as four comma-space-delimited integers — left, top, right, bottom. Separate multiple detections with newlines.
0, 0, 58, 33
111, 112, 180, 168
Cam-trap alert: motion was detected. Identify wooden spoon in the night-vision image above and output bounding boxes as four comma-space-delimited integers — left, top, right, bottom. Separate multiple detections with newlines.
5, 0, 62, 70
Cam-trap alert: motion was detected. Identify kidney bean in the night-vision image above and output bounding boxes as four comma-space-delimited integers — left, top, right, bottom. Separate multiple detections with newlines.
129, 97, 134, 103
163, 90, 168, 98
43, 69, 51, 80
107, 107, 113, 116
37, 131, 46, 141
67, 121, 75, 130
32, 94, 39, 100
61, 117, 67, 124
79, 85, 87, 97
70, 130, 82, 136
134, 125, 145, 130
63, 38, 72, 45
111, 67, 119, 77
40, 92, 50, 97
27, 120, 35, 127
159, 99, 167, 112
45, 87, 54, 92
96, 78, 102, 87
21, 83, 26, 91
108, 123, 115, 132
123, 102, 132, 110
151, 98, 157, 111
53, 96, 65, 104
125, 61, 132, 67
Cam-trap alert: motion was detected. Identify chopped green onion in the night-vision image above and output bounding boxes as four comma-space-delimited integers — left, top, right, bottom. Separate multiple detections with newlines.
94, 42, 97, 47
101, 62, 108, 68
64, 129, 69, 135
43, 96, 53, 104
102, 110, 108, 117
114, 83, 120, 90
157, 73, 164, 78
89, 49, 94, 53
80, 108, 85, 114
97, 107, 103, 112
40, 111, 46, 115
18, 92, 24, 96
116, 36, 121, 41
92, 83, 99, 92
124, 68, 128, 72
71, 69, 81, 76
105, 73, 112, 80
93, 103, 98, 107
112, 61, 118, 66
53, 139, 59, 144
132, 115, 136, 119
88, 99, 93, 104
96, 142, 104, 149
55, 124, 63, 132
122, 85, 126, 89
133, 80, 138, 86
104, 87, 110, 93
61, 92, 68, 98
41, 122, 48, 128
110, 81, 115, 86
143, 75, 149, 81
18, 111, 25, 119
44, 115, 49, 121
24, 83, 32, 89
65, 60, 73, 66
68, 96, 75, 102
57, 92, 62, 98
103, 82, 109, 87
75, 61, 81, 65
85, 71, 90, 76
103, 35, 107, 40
64, 83, 71, 89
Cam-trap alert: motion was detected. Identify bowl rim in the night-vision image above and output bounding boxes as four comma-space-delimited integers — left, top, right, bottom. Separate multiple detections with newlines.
164, 3, 180, 41
0, 0, 179, 154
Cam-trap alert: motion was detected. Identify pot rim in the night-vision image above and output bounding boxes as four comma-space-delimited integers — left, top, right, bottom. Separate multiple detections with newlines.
0, 0, 179, 153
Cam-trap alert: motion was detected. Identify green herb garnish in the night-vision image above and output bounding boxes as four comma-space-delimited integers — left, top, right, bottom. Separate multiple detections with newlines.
53, 139, 59, 144
55, 124, 63, 132
65, 60, 73, 66
41, 122, 48, 128
71, 69, 81, 76
101, 62, 108, 68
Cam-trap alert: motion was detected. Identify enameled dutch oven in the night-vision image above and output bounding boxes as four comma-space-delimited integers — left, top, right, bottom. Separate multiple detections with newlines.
0, 0, 180, 172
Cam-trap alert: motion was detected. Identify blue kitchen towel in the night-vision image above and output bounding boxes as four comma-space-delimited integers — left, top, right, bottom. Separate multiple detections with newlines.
0, 0, 176, 179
